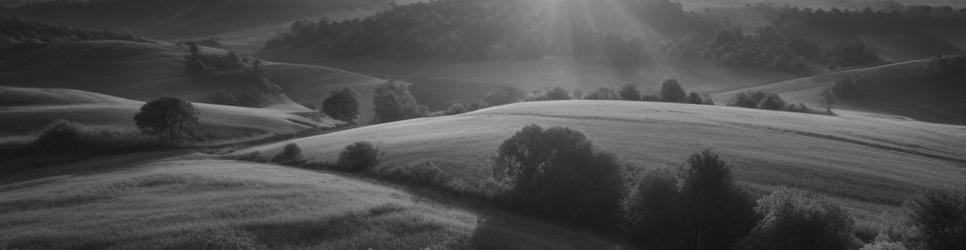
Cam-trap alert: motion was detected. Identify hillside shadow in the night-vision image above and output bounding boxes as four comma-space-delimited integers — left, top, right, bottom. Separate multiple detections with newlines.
466, 211, 623, 250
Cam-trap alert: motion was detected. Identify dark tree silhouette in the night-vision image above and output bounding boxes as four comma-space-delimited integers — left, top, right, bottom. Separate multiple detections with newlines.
907, 191, 966, 250
619, 84, 642, 101
337, 142, 384, 172
134, 97, 199, 140
492, 125, 625, 231
676, 150, 757, 250
322, 88, 361, 123
661, 79, 687, 103
737, 189, 860, 250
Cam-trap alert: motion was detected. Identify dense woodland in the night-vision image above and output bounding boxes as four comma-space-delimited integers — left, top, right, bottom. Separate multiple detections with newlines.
0, 17, 149, 45
265, 0, 697, 65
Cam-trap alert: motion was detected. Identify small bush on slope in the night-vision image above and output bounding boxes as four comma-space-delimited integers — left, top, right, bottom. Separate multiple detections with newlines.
337, 142, 384, 172
491, 124, 625, 232
0, 120, 163, 172
271, 143, 305, 164
444, 103, 467, 115
736, 188, 861, 250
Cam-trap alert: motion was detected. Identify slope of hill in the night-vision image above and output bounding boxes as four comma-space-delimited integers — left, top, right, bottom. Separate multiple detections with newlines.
0, 40, 386, 116
241, 101, 966, 222
713, 58, 966, 125
0, 153, 619, 249
0, 86, 334, 138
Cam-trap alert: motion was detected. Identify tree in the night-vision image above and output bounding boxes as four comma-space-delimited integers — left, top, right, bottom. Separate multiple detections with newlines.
373, 80, 427, 123
736, 189, 860, 250
624, 168, 681, 249
134, 97, 199, 140
676, 150, 757, 250
688, 92, 704, 104
492, 125, 625, 231
322, 88, 361, 123
906, 191, 966, 250
337, 142, 383, 172
619, 84, 642, 101
661, 79, 687, 103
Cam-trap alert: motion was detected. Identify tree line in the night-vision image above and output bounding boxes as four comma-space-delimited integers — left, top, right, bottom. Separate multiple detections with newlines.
0, 17, 149, 45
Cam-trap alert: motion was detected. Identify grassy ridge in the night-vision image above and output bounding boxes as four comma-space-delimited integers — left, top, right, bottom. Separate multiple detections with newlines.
0, 158, 618, 249
241, 101, 966, 223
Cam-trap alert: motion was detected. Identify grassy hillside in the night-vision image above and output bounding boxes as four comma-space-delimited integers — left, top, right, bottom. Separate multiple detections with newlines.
0, 40, 386, 115
0, 154, 618, 249
241, 101, 966, 224
713, 58, 966, 125
0, 86, 334, 138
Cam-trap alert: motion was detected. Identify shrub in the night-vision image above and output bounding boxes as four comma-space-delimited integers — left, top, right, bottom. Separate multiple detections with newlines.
676, 150, 757, 250
336, 142, 383, 172
688, 92, 704, 104
736, 189, 860, 250
661, 79, 687, 103
619, 84, 642, 101
271, 143, 305, 164
906, 191, 966, 250
322, 88, 361, 122
134, 97, 199, 140
624, 168, 680, 249
444, 103, 467, 115
34, 120, 87, 152
373, 81, 428, 123
491, 125, 625, 231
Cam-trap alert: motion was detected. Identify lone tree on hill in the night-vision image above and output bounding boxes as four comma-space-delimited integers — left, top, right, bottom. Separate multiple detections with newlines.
322, 88, 361, 123
134, 97, 199, 140
492, 124, 625, 231
661, 79, 687, 103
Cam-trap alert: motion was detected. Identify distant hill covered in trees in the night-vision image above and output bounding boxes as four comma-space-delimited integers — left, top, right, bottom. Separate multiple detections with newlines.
264, 0, 710, 65
0, 18, 150, 45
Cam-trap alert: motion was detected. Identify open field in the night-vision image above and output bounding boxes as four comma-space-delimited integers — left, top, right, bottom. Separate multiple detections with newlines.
242, 100, 966, 224
0, 153, 619, 249
713, 59, 966, 125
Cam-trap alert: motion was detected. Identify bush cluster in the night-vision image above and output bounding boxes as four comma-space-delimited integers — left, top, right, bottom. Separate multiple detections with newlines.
373, 81, 428, 123
730, 91, 820, 114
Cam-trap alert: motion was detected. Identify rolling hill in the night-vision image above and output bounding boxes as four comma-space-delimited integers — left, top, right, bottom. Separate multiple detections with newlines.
0, 153, 619, 249
0, 86, 335, 138
712, 58, 966, 125
241, 100, 966, 224
0, 40, 387, 118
